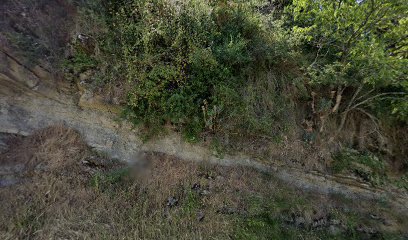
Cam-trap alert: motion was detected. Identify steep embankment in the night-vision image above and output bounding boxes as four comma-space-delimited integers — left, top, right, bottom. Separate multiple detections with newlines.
1, 48, 408, 212
0, 0, 407, 216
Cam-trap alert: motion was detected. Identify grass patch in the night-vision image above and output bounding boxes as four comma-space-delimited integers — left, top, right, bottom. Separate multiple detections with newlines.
332, 149, 388, 186
234, 213, 296, 240
393, 173, 408, 191
91, 167, 131, 192
1, 127, 407, 239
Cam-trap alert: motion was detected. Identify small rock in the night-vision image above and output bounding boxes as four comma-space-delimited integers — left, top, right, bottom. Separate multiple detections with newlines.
197, 211, 205, 222
217, 206, 236, 215
199, 173, 214, 180
282, 215, 294, 224
79, 70, 94, 82
356, 225, 377, 235
166, 197, 178, 208
200, 190, 211, 196
215, 175, 225, 181
106, 139, 114, 148
295, 216, 306, 227
328, 225, 342, 235
192, 183, 201, 191
330, 219, 341, 225
312, 217, 327, 228
112, 97, 120, 105
382, 218, 394, 226
77, 33, 89, 42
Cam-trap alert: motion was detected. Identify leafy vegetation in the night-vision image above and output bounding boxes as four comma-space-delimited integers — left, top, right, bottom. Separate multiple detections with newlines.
289, 0, 408, 132
66, 0, 407, 164
69, 0, 301, 140
332, 148, 387, 186
393, 173, 408, 191
91, 167, 131, 192
115, 0, 301, 140
2, 1, 408, 238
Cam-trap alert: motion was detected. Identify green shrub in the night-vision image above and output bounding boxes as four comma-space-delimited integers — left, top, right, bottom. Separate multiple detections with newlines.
393, 173, 408, 191
73, 0, 407, 152
63, 49, 98, 75
332, 149, 387, 186
289, 0, 408, 122
72, 0, 300, 141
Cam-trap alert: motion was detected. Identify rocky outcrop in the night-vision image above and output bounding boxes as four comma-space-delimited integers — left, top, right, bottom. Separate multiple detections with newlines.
0, 49, 140, 161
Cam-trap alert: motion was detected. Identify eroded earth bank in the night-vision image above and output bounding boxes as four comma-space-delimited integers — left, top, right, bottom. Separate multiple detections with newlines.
1, 0, 408, 239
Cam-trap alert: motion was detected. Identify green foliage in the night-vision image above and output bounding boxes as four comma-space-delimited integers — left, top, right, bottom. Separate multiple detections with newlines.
74, 0, 300, 140
181, 189, 201, 214
235, 213, 297, 240
332, 149, 387, 186
393, 173, 408, 191
390, 95, 408, 123
289, 0, 408, 119
63, 49, 98, 75
64, 0, 128, 87
69, 0, 407, 151
91, 167, 131, 192
233, 188, 367, 240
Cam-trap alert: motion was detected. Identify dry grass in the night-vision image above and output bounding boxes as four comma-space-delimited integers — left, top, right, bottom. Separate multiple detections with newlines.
0, 125, 88, 175
0, 125, 407, 239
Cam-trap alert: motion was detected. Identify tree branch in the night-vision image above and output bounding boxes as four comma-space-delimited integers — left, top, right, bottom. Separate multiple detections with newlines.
345, 92, 406, 114
332, 85, 345, 113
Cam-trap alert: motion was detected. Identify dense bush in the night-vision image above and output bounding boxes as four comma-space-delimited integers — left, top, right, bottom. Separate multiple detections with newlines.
289, 0, 408, 125
69, 0, 407, 150
78, 0, 301, 140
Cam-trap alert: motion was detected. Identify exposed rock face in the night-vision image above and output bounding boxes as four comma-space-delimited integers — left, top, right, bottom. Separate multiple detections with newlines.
0, 46, 219, 163
0, 49, 140, 161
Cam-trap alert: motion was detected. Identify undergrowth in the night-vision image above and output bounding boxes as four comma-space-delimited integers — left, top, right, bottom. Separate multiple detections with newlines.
61, 0, 408, 172
393, 173, 408, 191
68, 0, 301, 143
332, 149, 388, 186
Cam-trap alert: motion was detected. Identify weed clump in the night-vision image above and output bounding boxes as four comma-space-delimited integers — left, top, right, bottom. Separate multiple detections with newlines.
332, 149, 387, 186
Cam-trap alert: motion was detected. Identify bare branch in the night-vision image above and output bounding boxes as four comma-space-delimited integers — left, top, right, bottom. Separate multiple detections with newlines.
355, 88, 375, 102
345, 92, 406, 113
354, 107, 385, 140
332, 86, 345, 113
346, 85, 363, 111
